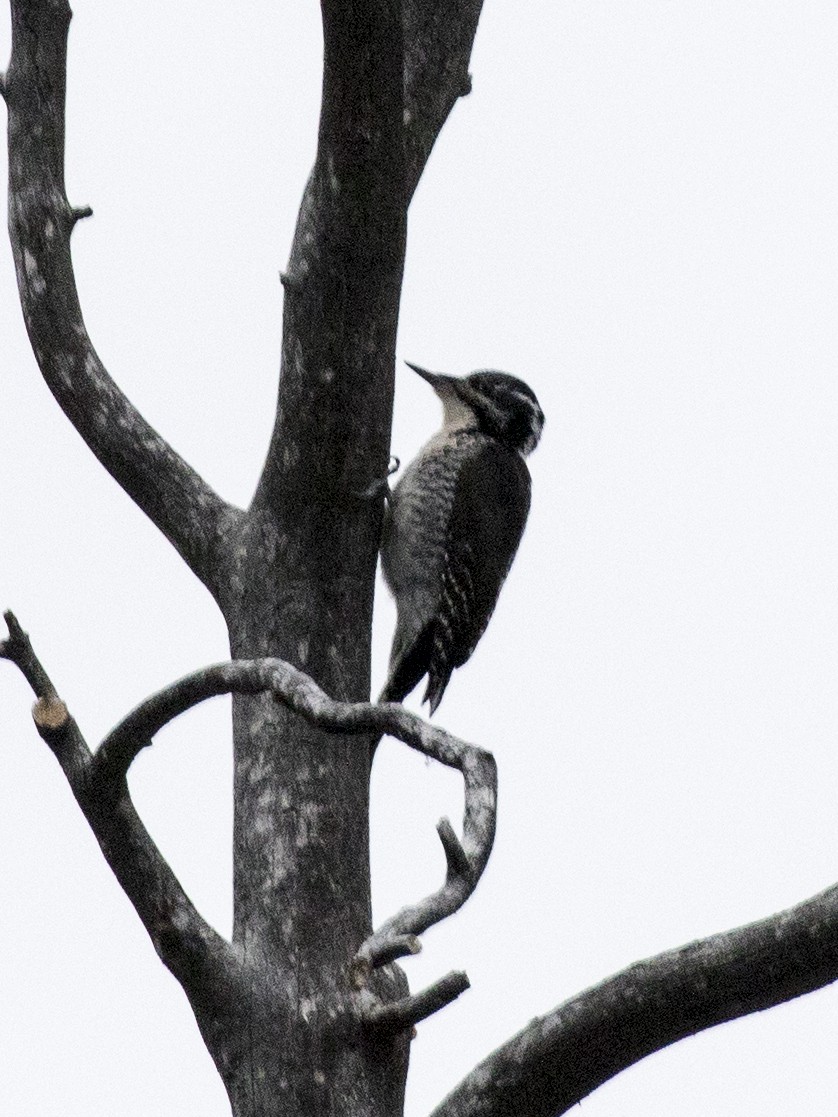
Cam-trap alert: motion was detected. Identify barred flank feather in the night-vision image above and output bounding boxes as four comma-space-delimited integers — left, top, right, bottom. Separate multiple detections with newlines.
382, 430, 531, 713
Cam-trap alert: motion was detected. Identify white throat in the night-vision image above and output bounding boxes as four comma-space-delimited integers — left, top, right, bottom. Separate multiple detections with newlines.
438, 388, 478, 433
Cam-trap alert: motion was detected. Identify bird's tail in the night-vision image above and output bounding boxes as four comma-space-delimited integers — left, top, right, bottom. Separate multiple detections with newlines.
422, 664, 453, 717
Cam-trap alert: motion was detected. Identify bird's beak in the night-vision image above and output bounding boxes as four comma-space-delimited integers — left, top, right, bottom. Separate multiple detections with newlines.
405, 361, 453, 390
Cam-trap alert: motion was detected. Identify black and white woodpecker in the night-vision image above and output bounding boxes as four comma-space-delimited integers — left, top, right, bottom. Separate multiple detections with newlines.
380, 362, 545, 714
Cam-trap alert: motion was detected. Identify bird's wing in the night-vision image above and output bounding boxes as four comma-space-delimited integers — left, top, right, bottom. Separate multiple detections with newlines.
424, 439, 531, 712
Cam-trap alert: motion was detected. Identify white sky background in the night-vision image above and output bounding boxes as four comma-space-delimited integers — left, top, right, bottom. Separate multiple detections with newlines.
3, 1, 838, 1114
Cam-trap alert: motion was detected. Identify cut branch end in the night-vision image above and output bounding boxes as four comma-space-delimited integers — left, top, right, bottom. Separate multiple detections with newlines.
70, 205, 94, 226
32, 695, 69, 730
361, 971, 470, 1032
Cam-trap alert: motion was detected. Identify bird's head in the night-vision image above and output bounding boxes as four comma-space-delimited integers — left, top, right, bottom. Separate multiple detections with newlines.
406, 362, 545, 456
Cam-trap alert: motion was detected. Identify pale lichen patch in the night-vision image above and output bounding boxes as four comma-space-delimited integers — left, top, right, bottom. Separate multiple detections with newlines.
300, 997, 317, 1022
23, 249, 46, 295
171, 906, 192, 932
327, 153, 340, 195
53, 352, 75, 388
252, 814, 274, 837
256, 787, 277, 813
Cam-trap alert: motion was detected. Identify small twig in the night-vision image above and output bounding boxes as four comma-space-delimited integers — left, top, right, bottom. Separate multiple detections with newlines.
1, 611, 85, 774
361, 971, 470, 1032
70, 205, 93, 225
351, 934, 421, 989
437, 817, 471, 879
1, 610, 62, 701
279, 270, 301, 291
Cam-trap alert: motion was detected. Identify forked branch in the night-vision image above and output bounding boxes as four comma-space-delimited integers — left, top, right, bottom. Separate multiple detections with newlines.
0, 612, 235, 996
4, 0, 241, 602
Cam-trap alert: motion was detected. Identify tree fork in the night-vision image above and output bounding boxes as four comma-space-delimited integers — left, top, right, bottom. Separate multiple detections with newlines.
3, 0, 490, 1113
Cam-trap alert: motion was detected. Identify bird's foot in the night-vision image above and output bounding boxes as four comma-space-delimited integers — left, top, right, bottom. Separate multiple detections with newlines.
356, 456, 400, 501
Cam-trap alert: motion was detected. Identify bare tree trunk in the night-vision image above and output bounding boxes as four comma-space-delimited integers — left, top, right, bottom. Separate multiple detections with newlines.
214, 0, 408, 1106
2, 0, 483, 1111
9, 3, 838, 1116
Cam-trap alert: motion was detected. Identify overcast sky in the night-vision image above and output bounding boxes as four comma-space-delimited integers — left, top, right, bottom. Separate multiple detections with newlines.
4, 2, 838, 1115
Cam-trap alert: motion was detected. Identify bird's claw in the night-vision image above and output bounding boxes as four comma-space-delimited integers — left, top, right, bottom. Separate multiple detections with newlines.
356, 457, 400, 501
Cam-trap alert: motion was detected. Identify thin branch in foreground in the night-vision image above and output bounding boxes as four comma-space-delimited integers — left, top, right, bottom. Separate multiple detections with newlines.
0, 612, 234, 995
86, 656, 497, 988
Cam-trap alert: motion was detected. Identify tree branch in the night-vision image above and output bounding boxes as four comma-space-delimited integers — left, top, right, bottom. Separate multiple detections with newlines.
254, 0, 406, 522
402, 0, 485, 199
84, 654, 496, 987
430, 882, 838, 1117
0, 612, 235, 999
4, 0, 241, 603
360, 970, 470, 1032
354, 737, 496, 982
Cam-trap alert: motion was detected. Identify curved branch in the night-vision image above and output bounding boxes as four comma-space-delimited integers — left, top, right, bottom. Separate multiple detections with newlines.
4, 0, 241, 602
430, 883, 838, 1117
89, 655, 497, 980
0, 612, 235, 997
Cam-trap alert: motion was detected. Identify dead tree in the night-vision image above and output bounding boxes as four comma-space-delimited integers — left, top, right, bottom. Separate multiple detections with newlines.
4, 3, 838, 1115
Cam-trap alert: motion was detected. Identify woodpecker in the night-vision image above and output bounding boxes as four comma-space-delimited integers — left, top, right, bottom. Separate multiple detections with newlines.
380, 362, 544, 714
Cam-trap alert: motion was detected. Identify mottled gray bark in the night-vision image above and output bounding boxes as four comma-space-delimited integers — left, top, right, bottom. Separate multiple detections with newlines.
6, 2, 838, 1117
0, 612, 494, 1111
3, 1, 484, 1114
429, 880, 838, 1117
